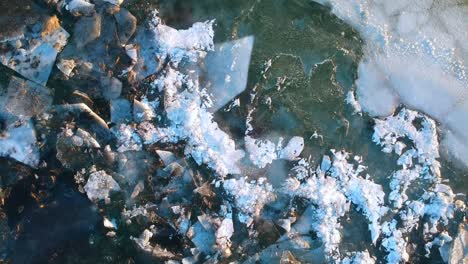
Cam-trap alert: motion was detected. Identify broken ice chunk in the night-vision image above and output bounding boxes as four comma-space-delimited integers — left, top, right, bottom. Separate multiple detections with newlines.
204, 36, 254, 112
156, 150, 176, 166
73, 14, 101, 49
0, 118, 39, 167
132, 229, 153, 251
103, 217, 118, 229
130, 180, 144, 199
84, 170, 121, 202
216, 217, 234, 257
55, 126, 102, 169
55, 103, 109, 130
65, 0, 95, 16
275, 218, 292, 233
56, 59, 77, 77
189, 221, 215, 254
133, 99, 156, 122
125, 44, 138, 63
114, 8, 136, 45
0, 15, 69, 85
110, 99, 132, 124
279, 136, 304, 161
320, 155, 332, 172
101, 76, 122, 100
103, 0, 124, 6
3, 76, 53, 118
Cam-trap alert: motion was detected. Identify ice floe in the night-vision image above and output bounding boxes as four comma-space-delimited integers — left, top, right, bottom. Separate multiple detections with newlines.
0, 14, 69, 85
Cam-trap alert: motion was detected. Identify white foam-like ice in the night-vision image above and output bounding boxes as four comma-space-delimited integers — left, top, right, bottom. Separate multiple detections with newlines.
223, 177, 275, 226
128, 14, 245, 176
313, 0, 468, 167
341, 251, 375, 264
372, 108, 441, 208
328, 151, 388, 244
285, 175, 348, 259
372, 108, 460, 263
284, 151, 388, 260
244, 136, 278, 168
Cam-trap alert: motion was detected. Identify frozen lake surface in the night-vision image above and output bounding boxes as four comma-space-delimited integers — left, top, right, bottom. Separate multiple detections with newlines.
0, 0, 466, 263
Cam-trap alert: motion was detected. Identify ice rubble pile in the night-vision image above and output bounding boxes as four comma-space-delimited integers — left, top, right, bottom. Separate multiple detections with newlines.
281, 150, 387, 261
312, 0, 468, 167
372, 108, 461, 264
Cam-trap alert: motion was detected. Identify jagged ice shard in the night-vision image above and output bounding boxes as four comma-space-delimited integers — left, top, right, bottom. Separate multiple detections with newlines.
204, 36, 255, 112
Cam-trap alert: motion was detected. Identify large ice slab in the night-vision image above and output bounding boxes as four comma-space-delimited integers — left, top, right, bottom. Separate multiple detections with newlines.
0, 7, 69, 85
3, 76, 53, 118
0, 119, 39, 168
204, 36, 254, 112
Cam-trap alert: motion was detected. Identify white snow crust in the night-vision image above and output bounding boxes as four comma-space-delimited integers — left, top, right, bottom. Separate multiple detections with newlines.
223, 177, 275, 226
372, 108, 459, 263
